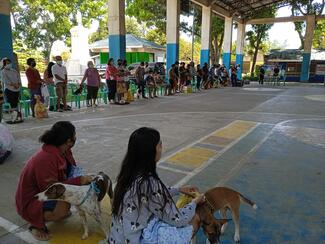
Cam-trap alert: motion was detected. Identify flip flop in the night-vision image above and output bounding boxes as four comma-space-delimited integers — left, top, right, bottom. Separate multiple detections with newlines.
28, 226, 51, 241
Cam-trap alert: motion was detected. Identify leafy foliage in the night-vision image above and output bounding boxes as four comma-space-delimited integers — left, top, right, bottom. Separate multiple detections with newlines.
246, 7, 276, 74
11, 0, 107, 59
290, 0, 325, 49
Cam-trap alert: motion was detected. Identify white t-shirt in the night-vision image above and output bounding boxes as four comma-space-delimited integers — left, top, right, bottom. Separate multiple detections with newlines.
51, 64, 67, 85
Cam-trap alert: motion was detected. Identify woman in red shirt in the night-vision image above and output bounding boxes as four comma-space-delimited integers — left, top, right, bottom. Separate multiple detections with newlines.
15, 121, 93, 241
105, 58, 118, 104
25, 58, 44, 117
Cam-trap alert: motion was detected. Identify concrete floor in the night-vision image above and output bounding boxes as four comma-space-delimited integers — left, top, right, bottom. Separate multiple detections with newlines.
0, 84, 324, 244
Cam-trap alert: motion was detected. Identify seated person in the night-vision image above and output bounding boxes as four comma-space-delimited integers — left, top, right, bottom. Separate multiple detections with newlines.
145, 70, 157, 98
15, 121, 93, 241
109, 127, 204, 244
154, 71, 170, 96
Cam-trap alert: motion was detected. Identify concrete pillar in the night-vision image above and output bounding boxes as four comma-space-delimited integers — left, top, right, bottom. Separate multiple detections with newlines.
0, 0, 14, 63
200, 5, 211, 65
108, 0, 126, 63
222, 16, 233, 70
166, 0, 180, 71
235, 22, 245, 79
300, 15, 315, 82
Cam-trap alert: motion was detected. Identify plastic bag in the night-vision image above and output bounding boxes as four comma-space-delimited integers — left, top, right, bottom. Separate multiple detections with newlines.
0, 123, 14, 157
41, 84, 50, 99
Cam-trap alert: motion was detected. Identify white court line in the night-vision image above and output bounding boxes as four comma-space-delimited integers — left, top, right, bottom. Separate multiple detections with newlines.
10, 110, 325, 134
173, 123, 260, 188
0, 217, 48, 244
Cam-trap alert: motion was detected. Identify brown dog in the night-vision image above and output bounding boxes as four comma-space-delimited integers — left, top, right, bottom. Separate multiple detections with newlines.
188, 187, 257, 243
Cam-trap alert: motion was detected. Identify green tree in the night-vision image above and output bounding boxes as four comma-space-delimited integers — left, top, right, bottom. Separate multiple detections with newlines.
11, 0, 107, 59
145, 29, 167, 45
13, 40, 47, 73
246, 7, 276, 75
313, 20, 325, 49
290, 0, 325, 49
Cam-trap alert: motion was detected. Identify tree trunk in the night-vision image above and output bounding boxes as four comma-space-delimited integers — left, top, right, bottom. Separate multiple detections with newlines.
294, 22, 305, 49
217, 34, 224, 63
250, 32, 261, 75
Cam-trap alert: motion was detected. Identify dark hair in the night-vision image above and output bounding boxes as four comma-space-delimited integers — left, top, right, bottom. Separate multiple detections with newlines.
140, 61, 145, 66
27, 58, 35, 66
47, 62, 55, 78
112, 127, 173, 217
39, 121, 75, 146
107, 58, 114, 65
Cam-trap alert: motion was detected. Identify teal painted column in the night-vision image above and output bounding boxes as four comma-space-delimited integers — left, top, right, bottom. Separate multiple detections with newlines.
236, 22, 245, 79
200, 5, 211, 65
222, 17, 233, 70
108, 0, 126, 63
166, 0, 180, 71
300, 15, 315, 82
0, 0, 14, 62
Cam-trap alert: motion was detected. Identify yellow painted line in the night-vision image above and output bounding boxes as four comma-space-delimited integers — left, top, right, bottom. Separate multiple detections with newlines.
166, 120, 257, 169
168, 147, 216, 168
212, 120, 256, 139
202, 136, 233, 146
49, 195, 112, 244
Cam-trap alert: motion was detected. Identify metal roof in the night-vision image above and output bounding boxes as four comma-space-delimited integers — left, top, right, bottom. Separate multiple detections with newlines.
89, 34, 165, 51
191, 0, 289, 20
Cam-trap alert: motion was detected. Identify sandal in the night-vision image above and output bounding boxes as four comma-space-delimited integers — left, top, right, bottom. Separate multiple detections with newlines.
28, 226, 51, 241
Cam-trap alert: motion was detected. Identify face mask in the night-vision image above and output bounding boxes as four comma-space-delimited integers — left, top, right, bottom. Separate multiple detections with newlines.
5, 63, 12, 69
57, 61, 62, 65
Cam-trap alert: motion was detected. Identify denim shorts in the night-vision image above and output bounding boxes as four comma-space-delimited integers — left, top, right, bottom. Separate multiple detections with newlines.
43, 200, 57, 211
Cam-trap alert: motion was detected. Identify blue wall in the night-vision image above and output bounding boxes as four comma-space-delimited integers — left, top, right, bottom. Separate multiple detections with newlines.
0, 14, 14, 63
166, 43, 179, 72
223, 52, 231, 70
235, 54, 244, 79
108, 35, 126, 63
200, 49, 210, 65
300, 53, 311, 82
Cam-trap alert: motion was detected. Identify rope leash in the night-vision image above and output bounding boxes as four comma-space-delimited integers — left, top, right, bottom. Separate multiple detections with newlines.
77, 181, 101, 206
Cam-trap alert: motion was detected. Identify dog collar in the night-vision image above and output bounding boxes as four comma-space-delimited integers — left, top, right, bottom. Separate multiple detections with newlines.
77, 181, 100, 206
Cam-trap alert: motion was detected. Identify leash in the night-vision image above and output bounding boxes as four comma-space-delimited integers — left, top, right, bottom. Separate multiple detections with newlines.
203, 194, 215, 212
77, 181, 101, 206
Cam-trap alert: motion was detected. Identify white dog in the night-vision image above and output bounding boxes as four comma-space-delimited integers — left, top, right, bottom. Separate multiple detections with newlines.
37, 172, 113, 240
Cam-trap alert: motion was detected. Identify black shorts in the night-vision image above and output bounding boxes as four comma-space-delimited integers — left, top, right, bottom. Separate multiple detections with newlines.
87, 86, 99, 99
4, 89, 19, 109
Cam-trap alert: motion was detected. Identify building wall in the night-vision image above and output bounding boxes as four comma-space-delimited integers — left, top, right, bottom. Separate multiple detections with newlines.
99, 52, 157, 65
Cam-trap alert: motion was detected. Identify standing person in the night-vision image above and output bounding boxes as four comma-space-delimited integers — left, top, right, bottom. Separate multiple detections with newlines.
15, 121, 93, 241
196, 64, 203, 91
109, 127, 204, 244
179, 62, 187, 92
231, 65, 238, 87
259, 66, 265, 85
116, 59, 127, 104
174, 61, 180, 92
80, 61, 100, 107
105, 58, 118, 104
26, 58, 44, 117
202, 62, 209, 89
43, 62, 55, 85
168, 64, 176, 95
51, 56, 68, 112
145, 70, 156, 98
273, 65, 280, 84
1, 58, 22, 118
189, 61, 196, 86
135, 62, 148, 99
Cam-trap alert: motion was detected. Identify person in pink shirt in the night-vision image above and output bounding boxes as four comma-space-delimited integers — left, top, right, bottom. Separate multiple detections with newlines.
81, 61, 101, 107
15, 121, 93, 241
105, 58, 118, 104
